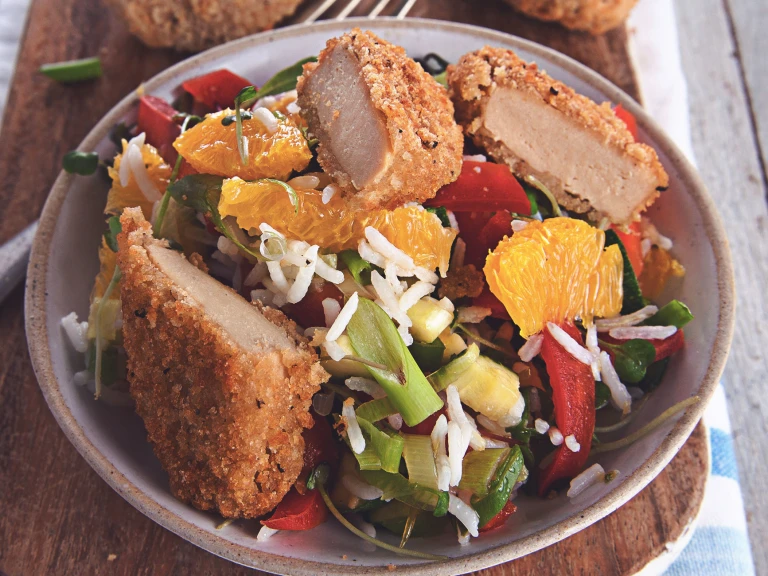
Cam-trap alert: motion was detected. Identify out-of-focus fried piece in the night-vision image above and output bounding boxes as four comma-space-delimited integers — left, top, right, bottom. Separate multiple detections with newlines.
503, 0, 639, 35
297, 28, 463, 210
117, 208, 327, 518
439, 265, 485, 300
448, 47, 668, 225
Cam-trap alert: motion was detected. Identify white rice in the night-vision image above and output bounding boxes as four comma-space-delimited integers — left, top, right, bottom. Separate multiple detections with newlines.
446, 210, 459, 231
244, 262, 268, 287
271, 292, 288, 307
253, 106, 279, 134
323, 339, 346, 361
477, 414, 510, 437
497, 394, 526, 428
511, 220, 528, 233
321, 184, 338, 204
448, 494, 480, 537
287, 174, 319, 189
357, 240, 386, 268
641, 238, 652, 257
126, 142, 161, 201
599, 351, 633, 416
431, 415, 451, 492
437, 297, 455, 313
463, 154, 487, 162
365, 226, 415, 271
483, 438, 509, 449
457, 306, 492, 324
322, 298, 341, 328
451, 238, 466, 269
387, 413, 403, 430
345, 376, 384, 398
266, 260, 290, 293
518, 333, 543, 362
534, 418, 550, 434
73, 370, 91, 387
286, 100, 301, 114
384, 262, 404, 296
315, 256, 344, 284
341, 474, 384, 500
342, 399, 366, 454
370, 271, 412, 331
546, 322, 594, 365
585, 324, 602, 381
399, 282, 435, 312
549, 426, 564, 446
415, 266, 440, 283
326, 292, 359, 342
595, 305, 659, 331
608, 325, 677, 340
641, 219, 673, 250
216, 236, 239, 257
286, 245, 318, 304
61, 312, 89, 353
256, 525, 279, 542
447, 421, 470, 486
565, 435, 581, 453
251, 289, 273, 306
567, 463, 606, 498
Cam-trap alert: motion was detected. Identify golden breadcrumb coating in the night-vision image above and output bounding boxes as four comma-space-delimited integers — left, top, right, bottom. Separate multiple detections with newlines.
117, 208, 327, 518
105, 0, 302, 52
504, 0, 638, 35
438, 265, 485, 300
448, 47, 668, 224
297, 28, 463, 210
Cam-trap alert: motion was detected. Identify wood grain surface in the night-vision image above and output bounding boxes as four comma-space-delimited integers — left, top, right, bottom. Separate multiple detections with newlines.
677, 0, 767, 571
0, 0, 706, 574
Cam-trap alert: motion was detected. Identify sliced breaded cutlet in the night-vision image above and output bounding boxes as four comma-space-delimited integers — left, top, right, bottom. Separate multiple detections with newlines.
117, 208, 327, 518
447, 47, 668, 225
297, 28, 463, 210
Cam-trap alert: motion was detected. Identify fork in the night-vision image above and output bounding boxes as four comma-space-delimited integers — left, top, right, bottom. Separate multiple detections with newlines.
0, 0, 417, 305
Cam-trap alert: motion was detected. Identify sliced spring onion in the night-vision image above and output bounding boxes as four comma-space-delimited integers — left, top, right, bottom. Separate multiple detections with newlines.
429, 344, 480, 392
458, 448, 509, 497
642, 299, 694, 328
347, 298, 444, 427
361, 470, 449, 517
40, 56, 102, 82
472, 445, 524, 528
409, 338, 446, 373
62, 150, 99, 175
357, 416, 404, 473
352, 443, 383, 471
402, 434, 439, 490
356, 396, 397, 423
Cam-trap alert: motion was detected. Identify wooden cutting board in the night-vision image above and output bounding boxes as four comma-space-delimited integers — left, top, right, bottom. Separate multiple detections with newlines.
0, 0, 706, 574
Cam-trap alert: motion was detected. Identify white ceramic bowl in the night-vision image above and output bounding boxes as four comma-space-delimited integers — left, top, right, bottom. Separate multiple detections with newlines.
25, 18, 735, 575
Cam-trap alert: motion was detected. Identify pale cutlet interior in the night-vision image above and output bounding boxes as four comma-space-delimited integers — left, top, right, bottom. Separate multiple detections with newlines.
484, 87, 659, 223
146, 244, 293, 352
308, 43, 392, 189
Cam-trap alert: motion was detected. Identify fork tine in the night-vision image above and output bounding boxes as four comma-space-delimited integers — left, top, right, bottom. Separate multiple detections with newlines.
335, 0, 366, 19
303, 0, 342, 23
367, 0, 392, 18
395, 0, 417, 18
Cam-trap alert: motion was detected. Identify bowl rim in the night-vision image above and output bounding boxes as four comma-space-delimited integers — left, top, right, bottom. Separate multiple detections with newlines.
25, 16, 735, 575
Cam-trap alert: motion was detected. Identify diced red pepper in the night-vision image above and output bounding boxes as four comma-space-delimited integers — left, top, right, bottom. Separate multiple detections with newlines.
602, 329, 685, 362
302, 413, 340, 475
400, 408, 446, 436
611, 222, 644, 277
425, 161, 531, 214
182, 69, 253, 109
137, 95, 180, 164
261, 488, 328, 530
614, 104, 638, 140
538, 322, 595, 496
479, 501, 517, 533
281, 282, 344, 329
472, 287, 511, 321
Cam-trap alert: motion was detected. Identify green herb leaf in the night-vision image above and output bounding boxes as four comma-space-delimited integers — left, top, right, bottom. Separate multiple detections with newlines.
62, 150, 99, 175
637, 357, 670, 392
521, 181, 539, 216
409, 338, 445, 374
40, 56, 102, 83
252, 57, 317, 101
426, 206, 451, 228
221, 110, 251, 126
643, 299, 693, 328
340, 250, 371, 285
347, 298, 444, 427
507, 388, 536, 445
600, 338, 657, 384
472, 445, 524, 527
604, 229, 646, 314
104, 215, 122, 252
595, 380, 611, 410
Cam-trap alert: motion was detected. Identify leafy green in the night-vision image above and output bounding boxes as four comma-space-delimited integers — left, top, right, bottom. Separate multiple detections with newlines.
599, 338, 657, 384
347, 299, 444, 426
361, 470, 449, 517
103, 215, 122, 252
409, 338, 445, 374
356, 396, 397, 423
40, 57, 102, 82
426, 206, 451, 228
252, 57, 317, 102
472, 446, 524, 527
521, 181, 539, 215
108, 122, 134, 148
340, 250, 371, 285
643, 300, 693, 328
604, 229, 646, 314
168, 174, 261, 260
62, 151, 99, 175
459, 448, 508, 497
595, 380, 611, 410
402, 434, 439, 490
221, 110, 252, 126
637, 357, 671, 392
358, 416, 404, 473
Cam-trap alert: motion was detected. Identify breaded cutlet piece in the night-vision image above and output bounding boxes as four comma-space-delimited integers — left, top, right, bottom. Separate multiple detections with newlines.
503, 0, 638, 35
296, 29, 463, 210
448, 47, 668, 225
117, 208, 327, 518
105, 0, 302, 52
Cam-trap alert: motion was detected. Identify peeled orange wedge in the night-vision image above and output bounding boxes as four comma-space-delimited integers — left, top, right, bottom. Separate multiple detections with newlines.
218, 177, 457, 273
484, 218, 623, 338
173, 109, 311, 181
106, 141, 171, 218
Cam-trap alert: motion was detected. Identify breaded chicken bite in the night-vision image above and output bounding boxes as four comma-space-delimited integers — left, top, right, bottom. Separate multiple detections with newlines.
504, 0, 639, 35
117, 208, 327, 518
297, 29, 463, 210
448, 47, 668, 225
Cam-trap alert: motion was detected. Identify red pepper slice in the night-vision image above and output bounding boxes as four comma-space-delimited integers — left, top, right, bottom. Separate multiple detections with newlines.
602, 329, 685, 362
479, 501, 517, 533
261, 488, 328, 530
611, 222, 644, 276
137, 95, 180, 164
614, 104, 638, 140
302, 413, 340, 475
472, 287, 511, 320
425, 161, 531, 214
281, 282, 344, 329
538, 322, 595, 496
182, 69, 253, 109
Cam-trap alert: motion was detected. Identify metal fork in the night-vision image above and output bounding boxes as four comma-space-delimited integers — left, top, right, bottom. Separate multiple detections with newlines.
0, 0, 417, 305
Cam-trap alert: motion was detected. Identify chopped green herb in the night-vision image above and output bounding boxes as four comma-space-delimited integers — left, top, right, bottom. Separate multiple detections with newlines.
221, 111, 251, 126
637, 357, 671, 392
103, 215, 122, 252
643, 299, 693, 328
595, 380, 611, 410
252, 57, 317, 101
604, 229, 646, 314
521, 182, 539, 215
599, 338, 656, 384
340, 250, 372, 285
40, 57, 102, 83
62, 150, 99, 175
472, 446, 524, 527
409, 338, 445, 374
426, 206, 451, 228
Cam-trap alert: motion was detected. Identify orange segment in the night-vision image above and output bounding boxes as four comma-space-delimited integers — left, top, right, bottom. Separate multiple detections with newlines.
484, 218, 623, 338
92, 238, 118, 301
172, 108, 311, 180
106, 141, 171, 218
639, 246, 685, 300
218, 177, 457, 273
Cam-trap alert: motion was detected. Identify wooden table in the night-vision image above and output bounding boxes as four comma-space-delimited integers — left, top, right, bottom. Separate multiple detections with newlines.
0, 0, 712, 574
